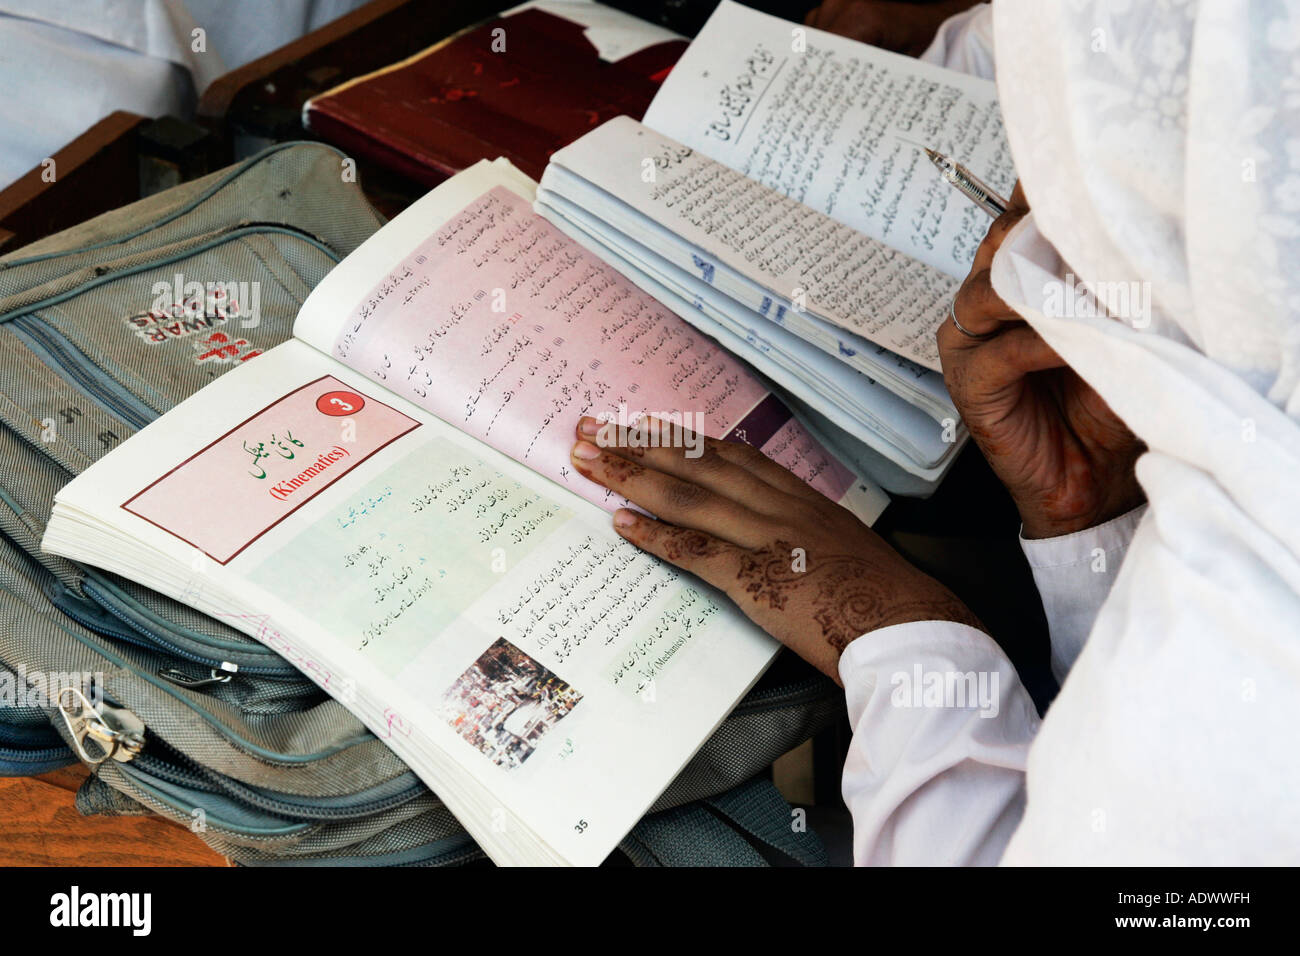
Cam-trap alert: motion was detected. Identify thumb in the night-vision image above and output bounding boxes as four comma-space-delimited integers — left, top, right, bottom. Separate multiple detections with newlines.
1008, 180, 1029, 214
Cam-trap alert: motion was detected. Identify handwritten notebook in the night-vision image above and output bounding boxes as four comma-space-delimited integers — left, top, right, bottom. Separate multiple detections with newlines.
42, 158, 887, 866
535, 0, 1018, 482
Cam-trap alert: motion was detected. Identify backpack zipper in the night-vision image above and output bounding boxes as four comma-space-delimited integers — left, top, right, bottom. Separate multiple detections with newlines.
58, 572, 299, 678
56, 616, 374, 764
0, 222, 338, 324
0, 743, 76, 774
143, 739, 428, 821
157, 666, 235, 690
9, 314, 156, 429
82, 575, 301, 677
1, 220, 341, 431
55, 686, 146, 766
110, 763, 312, 842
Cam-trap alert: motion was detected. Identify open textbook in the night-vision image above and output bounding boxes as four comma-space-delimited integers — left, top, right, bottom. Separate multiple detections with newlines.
41, 157, 887, 866
535, 0, 1017, 482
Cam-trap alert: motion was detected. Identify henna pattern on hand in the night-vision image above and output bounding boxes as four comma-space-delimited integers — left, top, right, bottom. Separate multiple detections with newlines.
660, 526, 729, 562
734, 540, 982, 653
735, 546, 801, 612
600, 455, 647, 483
575, 453, 645, 486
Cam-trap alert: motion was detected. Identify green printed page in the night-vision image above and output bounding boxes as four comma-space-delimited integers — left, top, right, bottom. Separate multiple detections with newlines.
254, 435, 573, 677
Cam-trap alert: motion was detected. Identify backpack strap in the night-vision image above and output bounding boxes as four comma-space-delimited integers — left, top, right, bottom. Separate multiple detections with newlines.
619, 801, 768, 866
706, 775, 830, 867
620, 774, 830, 866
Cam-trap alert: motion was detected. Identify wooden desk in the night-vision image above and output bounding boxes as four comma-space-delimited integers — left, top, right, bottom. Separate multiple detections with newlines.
0, 112, 148, 256
0, 767, 227, 866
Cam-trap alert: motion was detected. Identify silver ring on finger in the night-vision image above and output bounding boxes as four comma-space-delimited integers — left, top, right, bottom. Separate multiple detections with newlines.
950, 297, 998, 341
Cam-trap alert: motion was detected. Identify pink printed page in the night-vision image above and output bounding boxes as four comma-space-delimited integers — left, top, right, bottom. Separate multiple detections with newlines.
123, 375, 419, 563
331, 185, 858, 512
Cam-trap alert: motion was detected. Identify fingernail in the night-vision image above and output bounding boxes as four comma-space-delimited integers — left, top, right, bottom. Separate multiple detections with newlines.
578, 416, 600, 437
613, 508, 637, 528
571, 440, 601, 460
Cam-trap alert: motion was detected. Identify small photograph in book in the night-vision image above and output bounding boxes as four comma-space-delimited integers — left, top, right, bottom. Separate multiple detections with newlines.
438, 638, 583, 770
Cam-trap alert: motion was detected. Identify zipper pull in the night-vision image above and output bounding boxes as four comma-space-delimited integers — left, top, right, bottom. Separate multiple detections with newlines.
157, 663, 237, 689
56, 687, 146, 765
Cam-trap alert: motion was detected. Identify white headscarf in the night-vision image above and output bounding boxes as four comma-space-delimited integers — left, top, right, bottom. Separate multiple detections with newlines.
985, 0, 1300, 862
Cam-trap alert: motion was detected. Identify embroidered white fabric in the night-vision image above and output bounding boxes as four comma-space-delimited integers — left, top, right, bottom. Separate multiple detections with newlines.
841, 0, 1300, 864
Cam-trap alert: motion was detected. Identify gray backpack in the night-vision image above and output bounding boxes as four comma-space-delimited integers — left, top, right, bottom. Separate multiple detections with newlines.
0, 142, 841, 865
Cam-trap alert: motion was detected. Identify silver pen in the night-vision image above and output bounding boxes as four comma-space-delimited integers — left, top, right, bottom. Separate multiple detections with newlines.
923, 146, 1010, 219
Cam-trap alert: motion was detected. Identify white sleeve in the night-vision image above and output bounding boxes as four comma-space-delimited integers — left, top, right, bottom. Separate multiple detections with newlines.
1019, 505, 1146, 683
1001, 461, 1300, 865
838, 621, 1039, 866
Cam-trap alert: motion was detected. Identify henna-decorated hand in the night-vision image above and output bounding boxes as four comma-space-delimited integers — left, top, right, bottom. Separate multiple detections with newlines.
571, 416, 982, 684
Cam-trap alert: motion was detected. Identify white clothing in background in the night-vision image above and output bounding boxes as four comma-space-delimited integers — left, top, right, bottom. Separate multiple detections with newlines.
841, 0, 1300, 864
0, 0, 368, 188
